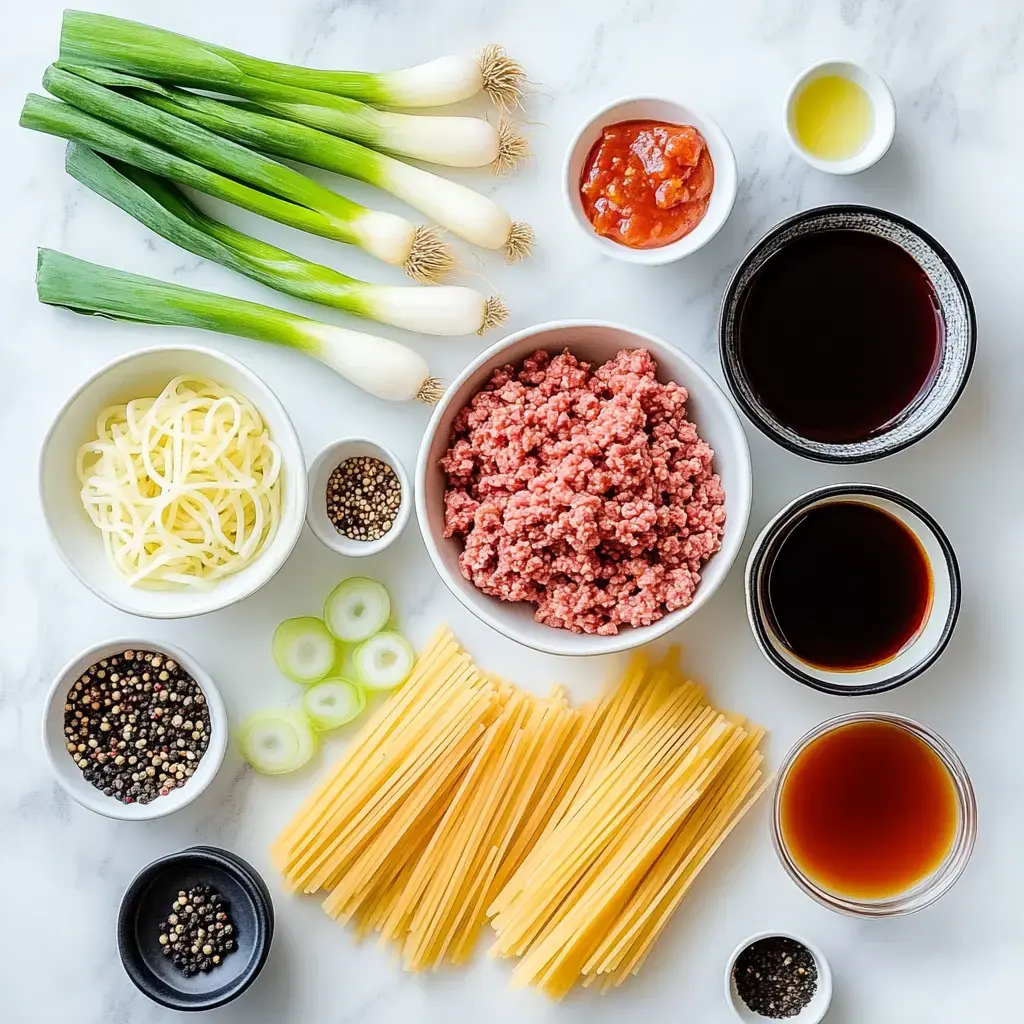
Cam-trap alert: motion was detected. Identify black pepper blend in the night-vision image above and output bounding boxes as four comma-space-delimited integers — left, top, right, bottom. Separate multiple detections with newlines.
158, 885, 237, 977
733, 935, 818, 1019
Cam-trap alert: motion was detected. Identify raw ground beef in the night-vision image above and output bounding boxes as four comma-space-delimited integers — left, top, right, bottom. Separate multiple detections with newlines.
440, 348, 726, 635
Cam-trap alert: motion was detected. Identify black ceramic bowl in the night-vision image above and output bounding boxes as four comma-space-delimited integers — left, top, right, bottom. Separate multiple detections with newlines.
719, 205, 976, 463
117, 846, 274, 1011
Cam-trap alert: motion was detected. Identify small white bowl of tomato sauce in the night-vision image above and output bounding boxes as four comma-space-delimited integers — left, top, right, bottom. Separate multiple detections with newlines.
564, 96, 737, 264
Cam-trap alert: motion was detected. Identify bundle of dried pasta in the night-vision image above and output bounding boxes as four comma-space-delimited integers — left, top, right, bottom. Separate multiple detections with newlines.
488, 651, 768, 998
271, 637, 767, 994
271, 628, 504, 904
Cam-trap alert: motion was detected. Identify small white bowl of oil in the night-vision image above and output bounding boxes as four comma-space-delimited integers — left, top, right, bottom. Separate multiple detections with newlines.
784, 59, 896, 174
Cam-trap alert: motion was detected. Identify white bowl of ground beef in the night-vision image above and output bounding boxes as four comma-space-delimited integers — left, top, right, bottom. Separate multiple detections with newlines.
416, 321, 752, 656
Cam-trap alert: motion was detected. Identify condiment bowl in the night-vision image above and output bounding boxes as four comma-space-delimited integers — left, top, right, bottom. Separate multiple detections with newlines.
725, 930, 833, 1023
785, 58, 896, 174
772, 713, 977, 917
39, 344, 307, 618
745, 484, 960, 695
563, 95, 738, 264
720, 205, 976, 463
306, 437, 411, 557
415, 319, 752, 657
117, 845, 274, 1011
42, 638, 228, 821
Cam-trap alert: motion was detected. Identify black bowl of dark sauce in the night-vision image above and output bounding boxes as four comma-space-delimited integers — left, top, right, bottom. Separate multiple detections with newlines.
720, 206, 975, 463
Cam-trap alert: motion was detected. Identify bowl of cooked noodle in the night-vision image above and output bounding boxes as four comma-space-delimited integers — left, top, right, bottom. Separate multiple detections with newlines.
40, 344, 306, 618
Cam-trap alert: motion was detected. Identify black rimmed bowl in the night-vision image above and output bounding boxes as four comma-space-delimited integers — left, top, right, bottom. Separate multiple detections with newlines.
745, 484, 961, 695
719, 205, 976, 463
117, 846, 274, 1011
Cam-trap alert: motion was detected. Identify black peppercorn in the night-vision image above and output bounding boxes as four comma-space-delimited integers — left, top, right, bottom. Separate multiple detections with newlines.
158, 885, 237, 978
326, 456, 402, 542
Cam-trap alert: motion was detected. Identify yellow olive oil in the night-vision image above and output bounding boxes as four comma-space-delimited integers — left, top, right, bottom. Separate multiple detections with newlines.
793, 75, 873, 160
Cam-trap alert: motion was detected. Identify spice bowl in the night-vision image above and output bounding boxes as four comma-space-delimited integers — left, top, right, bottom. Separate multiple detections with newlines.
563, 95, 738, 264
306, 437, 411, 557
725, 931, 832, 1023
42, 638, 228, 821
117, 846, 274, 1011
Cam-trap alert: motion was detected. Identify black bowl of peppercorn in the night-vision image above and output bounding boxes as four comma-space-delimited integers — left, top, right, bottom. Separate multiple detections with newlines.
43, 640, 228, 820
118, 846, 274, 1011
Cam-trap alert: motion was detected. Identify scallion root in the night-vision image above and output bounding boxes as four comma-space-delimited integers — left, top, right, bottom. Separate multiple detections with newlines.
494, 120, 530, 176
405, 226, 456, 283
479, 45, 526, 111
481, 295, 510, 334
503, 222, 535, 263
417, 377, 446, 404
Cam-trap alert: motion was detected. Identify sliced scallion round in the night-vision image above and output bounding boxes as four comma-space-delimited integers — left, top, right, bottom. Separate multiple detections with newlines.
324, 577, 391, 643
302, 678, 366, 730
352, 631, 415, 691
272, 616, 337, 685
238, 709, 317, 775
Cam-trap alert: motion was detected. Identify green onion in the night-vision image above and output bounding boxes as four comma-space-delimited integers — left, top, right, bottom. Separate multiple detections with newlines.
61, 62, 527, 172
62, 67, 532, 260
238, 708, 318, 775
36, 249, 443, 404
60, 10, 526, 109
65, 144, 507, 335
26, 73, 453, 282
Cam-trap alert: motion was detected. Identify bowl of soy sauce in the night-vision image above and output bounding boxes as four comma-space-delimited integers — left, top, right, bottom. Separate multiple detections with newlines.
745, 484, 960, 694
720, 205, 975, 463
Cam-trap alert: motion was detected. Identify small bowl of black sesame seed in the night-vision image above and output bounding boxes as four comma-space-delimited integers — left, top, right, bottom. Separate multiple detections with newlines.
117, 845, 273, 1011
306, 437, 411, 557
43, 640, 228, 820
725, 931, 832, 1023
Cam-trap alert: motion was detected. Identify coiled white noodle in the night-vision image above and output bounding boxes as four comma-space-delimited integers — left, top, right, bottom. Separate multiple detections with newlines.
77, 375, 282, 589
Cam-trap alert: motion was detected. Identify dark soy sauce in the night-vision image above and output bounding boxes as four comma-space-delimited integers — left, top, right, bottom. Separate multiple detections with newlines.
764, 502, 932, 670
737, 230, 943, 443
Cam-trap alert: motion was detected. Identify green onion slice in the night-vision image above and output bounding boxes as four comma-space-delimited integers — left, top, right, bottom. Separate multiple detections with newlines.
352, 631, 416, 691
302, 678, 367, 730
238, 708, 317, 775
272, 617, 337, 685
324, 577, 391, 643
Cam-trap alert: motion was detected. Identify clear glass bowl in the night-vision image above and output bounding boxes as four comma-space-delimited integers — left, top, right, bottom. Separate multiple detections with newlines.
771, 711, 977, 917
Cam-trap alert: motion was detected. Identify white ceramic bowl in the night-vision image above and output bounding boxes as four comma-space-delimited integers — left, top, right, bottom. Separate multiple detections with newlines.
563, 96, 738, 264
784, 59, 896, 174
42, 638, 228, 821
306, 437, 411, 557
725, 930, 833, 1024
40, 345, 306, 618
746, 484, 960, 694
416, 320, 752, 656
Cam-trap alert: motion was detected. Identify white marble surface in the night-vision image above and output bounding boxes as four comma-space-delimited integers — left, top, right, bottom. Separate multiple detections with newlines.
2, 1, 1022, 1021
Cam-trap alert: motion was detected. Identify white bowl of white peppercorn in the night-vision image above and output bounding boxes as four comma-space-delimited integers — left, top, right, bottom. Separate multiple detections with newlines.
306, 437, 411, 558
725, 931, 832, 1023
42, 639, 228, 821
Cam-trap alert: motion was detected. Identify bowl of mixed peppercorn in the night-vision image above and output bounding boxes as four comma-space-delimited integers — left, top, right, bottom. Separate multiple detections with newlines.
306, 437, 410, 558
117, 845, 274, 1010
43, 639, 228, 820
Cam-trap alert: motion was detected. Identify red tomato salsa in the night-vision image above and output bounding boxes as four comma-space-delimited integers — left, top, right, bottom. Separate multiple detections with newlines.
579, 120, 714, 249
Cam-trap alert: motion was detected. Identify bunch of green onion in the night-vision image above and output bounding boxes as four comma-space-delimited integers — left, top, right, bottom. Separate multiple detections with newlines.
20, 11, 534, 402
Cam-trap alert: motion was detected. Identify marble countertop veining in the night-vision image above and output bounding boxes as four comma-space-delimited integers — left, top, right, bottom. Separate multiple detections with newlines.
2, 1, 1023, 1021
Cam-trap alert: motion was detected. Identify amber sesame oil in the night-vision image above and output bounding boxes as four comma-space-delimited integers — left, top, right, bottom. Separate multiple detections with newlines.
793, 75, 873, 161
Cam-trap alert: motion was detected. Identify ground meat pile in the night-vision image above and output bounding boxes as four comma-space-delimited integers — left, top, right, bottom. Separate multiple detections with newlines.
441, 348, 726, 635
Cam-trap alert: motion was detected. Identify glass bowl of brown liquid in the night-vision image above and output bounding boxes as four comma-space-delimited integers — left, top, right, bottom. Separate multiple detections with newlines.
719, 205, 975, 463
746, 484, 960, 695
772, 712, 976, 917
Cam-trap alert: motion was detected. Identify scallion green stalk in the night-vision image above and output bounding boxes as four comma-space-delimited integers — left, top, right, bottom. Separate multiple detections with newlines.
36, 249, 442, 404
64, 143, 507, 336
27, 73, 453, 282
60, 10, 525, 109
58, 66, 533, 260
59, 62, 527, 172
